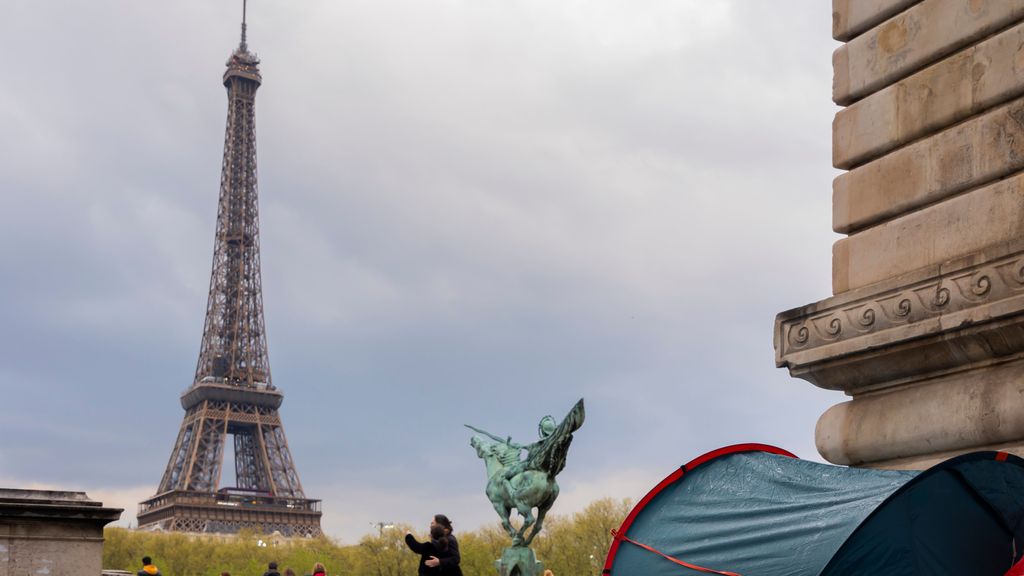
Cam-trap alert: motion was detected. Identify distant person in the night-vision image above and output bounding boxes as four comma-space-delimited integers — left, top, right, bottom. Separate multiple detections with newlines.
405, 524, 452, 575
137, 556, 161, 576
429, 514, 461, 574
405, 515, 462, 575
264, 561, 281, 576
308, 562, 327, 576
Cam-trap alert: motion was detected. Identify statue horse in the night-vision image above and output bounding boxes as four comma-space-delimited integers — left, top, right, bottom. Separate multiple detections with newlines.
472, 435, 559, 546
467, 399, 584, 548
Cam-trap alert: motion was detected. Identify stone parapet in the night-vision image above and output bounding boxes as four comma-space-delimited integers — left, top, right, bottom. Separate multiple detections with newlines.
0, 489, 122, 576
834, 21, 1024, 171
833, 95, 1024, 236
833, 0, 1024, 105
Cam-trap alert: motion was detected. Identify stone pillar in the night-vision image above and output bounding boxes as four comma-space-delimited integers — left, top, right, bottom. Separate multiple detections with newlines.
775, 1, 1024, 469
0, 489, 123, 576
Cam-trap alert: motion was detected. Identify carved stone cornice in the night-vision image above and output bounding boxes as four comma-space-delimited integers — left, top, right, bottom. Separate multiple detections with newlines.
775, 243, 1024, 393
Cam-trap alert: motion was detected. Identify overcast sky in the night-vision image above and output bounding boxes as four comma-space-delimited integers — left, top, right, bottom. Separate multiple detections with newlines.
0, 1, 841, 543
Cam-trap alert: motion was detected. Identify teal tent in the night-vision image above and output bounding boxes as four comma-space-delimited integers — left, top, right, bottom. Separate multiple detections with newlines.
603, 444, 1024, 576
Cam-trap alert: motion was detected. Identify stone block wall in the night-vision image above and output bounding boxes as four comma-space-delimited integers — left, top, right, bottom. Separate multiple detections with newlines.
775, 0, 1024, 469
0, 489, 122, 576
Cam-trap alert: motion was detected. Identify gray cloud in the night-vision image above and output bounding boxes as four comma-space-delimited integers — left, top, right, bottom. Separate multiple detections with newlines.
1, 1, 841, 541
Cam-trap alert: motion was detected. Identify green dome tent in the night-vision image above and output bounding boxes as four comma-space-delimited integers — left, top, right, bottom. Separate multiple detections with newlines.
603, 444, 1024, 576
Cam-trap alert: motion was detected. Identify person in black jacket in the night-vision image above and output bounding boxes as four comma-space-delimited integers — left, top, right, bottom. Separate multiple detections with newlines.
264, 561, 281, 576
405, 518, 462, 575
429, 514, 461, 574
405, 525, 445, 575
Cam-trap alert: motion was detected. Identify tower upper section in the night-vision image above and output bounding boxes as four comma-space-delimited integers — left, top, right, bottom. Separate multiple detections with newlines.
192, 10, 272, 392
224, 48, 261, 87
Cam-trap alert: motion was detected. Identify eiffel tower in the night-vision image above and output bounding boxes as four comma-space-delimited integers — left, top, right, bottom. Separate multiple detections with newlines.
138, 3, 322, 537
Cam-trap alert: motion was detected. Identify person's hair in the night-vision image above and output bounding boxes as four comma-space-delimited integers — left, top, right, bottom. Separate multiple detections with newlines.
142, 557, 152, 566
433, 514, 453, 533
430, 524, 449, 551
284, 570, 296, 576
221, 572, 231, 576
312, 562, 326, 575
269, 561, 278, 570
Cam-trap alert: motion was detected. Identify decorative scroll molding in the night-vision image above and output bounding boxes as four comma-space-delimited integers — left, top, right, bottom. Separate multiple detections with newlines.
778, 251, 1024, 357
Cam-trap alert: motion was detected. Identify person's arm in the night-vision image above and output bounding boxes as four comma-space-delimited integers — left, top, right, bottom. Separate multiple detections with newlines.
405, 533, 428, 554
438, 535, 460, 566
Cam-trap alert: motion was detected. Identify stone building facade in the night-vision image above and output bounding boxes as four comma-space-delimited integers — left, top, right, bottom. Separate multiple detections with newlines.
0, 489, 122, 576
776, 1, 1024, 469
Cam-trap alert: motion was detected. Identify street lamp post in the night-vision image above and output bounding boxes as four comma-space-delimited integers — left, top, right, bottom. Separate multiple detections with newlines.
372, 521, 394, 537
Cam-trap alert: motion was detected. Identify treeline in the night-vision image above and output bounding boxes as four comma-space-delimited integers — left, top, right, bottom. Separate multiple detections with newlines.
103, 498, 631, 576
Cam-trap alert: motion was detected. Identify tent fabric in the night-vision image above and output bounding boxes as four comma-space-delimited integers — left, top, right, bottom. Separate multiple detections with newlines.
604, 445, 1024, 576
821, 452, 1024, 576
604, 445, 916, 576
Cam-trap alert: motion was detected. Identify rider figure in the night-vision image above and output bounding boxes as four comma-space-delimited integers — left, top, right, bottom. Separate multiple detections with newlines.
466, 416, 558, 498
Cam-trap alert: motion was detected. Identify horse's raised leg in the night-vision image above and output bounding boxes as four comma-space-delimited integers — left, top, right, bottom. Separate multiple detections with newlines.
525, 484, 558, 546
515, 504, 535, 546
493, 501, 515, 538
524, 503, 549, 546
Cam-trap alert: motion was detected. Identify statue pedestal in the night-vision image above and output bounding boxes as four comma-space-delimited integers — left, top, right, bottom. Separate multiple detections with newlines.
495, 546, 543, 576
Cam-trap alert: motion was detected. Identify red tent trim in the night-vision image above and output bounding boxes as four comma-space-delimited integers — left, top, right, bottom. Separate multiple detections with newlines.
602, 443, 797, 574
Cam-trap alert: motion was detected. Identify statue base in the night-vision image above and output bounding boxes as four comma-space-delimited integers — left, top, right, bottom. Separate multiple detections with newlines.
495, 546, 543, 576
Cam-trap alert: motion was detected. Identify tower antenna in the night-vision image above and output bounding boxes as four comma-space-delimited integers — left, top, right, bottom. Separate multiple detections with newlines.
240, 0, 248, 51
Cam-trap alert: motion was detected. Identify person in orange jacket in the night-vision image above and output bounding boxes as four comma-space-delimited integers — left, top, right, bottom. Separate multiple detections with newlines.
137, 556, 161, 576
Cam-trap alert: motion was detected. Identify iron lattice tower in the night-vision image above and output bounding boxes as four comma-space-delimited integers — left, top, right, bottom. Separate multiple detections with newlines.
138, 6, 322, 537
